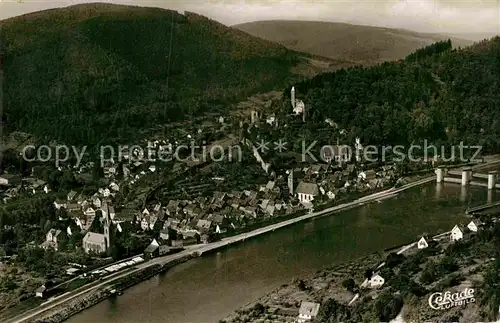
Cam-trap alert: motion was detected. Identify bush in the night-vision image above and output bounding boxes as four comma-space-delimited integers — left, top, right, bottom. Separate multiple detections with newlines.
375, 291, 403, 322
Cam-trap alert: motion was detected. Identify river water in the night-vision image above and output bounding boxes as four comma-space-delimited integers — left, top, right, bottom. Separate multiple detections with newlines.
68, 182, 497, 323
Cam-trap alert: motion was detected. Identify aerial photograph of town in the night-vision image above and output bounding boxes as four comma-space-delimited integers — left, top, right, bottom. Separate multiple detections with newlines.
0, 0, 499, 322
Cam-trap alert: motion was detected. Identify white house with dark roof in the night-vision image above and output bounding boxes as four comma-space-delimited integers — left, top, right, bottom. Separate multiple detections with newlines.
41, 229, 64, 251
296, 181, 319, 204
92, 196, 101, 208
298, 301, 320, 322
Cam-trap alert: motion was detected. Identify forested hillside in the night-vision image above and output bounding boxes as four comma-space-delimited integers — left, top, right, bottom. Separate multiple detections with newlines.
0, 3, 306, 146
284, 37, 500, 152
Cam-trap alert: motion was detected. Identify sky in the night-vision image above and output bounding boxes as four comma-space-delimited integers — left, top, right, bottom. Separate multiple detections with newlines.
0, 0, 499, 35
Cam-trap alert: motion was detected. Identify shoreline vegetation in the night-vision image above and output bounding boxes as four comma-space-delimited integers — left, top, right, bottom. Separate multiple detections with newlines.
19, 172, 434, 323
220, 222, 500, 323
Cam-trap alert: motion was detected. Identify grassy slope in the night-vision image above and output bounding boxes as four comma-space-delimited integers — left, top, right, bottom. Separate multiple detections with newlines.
234, 20, 474, 65
0, 4, 315, 146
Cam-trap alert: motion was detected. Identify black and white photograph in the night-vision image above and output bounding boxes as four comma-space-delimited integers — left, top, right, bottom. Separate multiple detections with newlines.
0, 1, 500, 322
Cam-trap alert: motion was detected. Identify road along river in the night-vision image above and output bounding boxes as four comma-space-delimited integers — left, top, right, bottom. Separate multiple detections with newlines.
67, 180, 498, 323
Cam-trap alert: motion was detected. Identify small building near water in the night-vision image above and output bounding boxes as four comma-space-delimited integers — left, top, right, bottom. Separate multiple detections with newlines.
298, 301, 320, 323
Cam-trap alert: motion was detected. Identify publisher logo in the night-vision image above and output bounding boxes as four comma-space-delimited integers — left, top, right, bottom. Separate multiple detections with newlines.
428, 287, 475, 310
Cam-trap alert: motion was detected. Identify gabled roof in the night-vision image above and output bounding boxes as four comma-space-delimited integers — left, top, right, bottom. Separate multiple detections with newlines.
310, 164, 323, 172
229, 190, 242, 199
196, 219, 212, 230
212, 214, 224, 224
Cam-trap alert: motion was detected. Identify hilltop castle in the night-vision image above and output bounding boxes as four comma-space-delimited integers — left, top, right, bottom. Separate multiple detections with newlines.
291, 86, 305, 121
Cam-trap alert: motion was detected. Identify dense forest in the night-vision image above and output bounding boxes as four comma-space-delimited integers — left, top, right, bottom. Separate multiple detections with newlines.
285, 37, 500, 153
0, 3, 304, 146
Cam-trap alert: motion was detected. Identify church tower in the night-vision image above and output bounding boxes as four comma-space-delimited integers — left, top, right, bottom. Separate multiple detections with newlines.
291, 86, 295, 109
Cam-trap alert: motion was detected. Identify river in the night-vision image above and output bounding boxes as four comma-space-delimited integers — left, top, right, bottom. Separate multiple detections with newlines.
67, 182, 497, 323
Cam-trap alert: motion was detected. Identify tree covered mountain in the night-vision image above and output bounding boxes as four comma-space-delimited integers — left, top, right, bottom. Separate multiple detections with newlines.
0, 3, 312, 146
283, 37, 500, 152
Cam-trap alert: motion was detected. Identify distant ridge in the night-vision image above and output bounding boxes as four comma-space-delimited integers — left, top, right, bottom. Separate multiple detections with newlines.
234, 20, 474, 65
